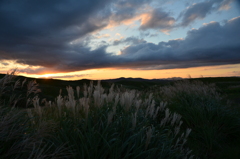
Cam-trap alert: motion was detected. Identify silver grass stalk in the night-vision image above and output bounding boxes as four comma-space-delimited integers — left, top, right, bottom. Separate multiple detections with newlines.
93, 90, 101, 107
145, 126, 153, 150
135, 99, 142, 113
66, 86, 76, 116
79, 97, 89, 118
149, 100, 155, 118
173, 120, 183, 138
145, 93, 153, 107
185, 128, 192, 138
107, 111, 114, 125
145, 99, 156, 118
107, 85, 115, 103
153, 106, 160, 119
32, 96, 42, 119
48, 101, 52, 107
160, 108, 171, 127
132, 112, 137, 129
114, 94, 119, 107
120, 91, 135, 111
88, 81, 94, 96
76, 86, 80, 99
159, 101, 167, 112
27, 80, 41, 96
13, 79, 21, 91
21, 78, 27, 88
83, 84, 88, 98
56, 95, 63, 116
171, 113, 181, 126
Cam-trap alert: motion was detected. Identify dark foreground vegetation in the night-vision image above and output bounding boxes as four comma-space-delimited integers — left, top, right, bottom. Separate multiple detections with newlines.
0, 72, 240, 159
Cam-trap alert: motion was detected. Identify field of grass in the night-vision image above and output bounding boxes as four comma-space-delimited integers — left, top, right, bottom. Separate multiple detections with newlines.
1, 72, 240, 159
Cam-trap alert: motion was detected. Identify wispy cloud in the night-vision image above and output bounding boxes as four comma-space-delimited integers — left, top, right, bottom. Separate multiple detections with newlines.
48, 74, 90, 79
0, 62, 9, 66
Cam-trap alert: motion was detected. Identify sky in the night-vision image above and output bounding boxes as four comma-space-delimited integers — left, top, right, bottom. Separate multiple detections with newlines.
0, 0, 240, 80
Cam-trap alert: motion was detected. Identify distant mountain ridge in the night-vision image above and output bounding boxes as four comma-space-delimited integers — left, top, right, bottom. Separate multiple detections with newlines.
0, 73, 179, 82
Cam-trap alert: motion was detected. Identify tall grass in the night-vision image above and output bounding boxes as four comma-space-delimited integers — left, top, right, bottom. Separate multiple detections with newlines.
0, 73, 70, 158
160, 80, 240, 158
0, 72, 194, 159
2, 72, 240, 158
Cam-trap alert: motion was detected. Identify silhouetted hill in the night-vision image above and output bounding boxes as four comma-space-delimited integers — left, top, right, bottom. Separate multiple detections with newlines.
1, 73, 240, 104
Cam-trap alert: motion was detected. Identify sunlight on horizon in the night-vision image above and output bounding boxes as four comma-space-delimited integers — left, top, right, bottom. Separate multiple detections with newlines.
2, 64, 238, 81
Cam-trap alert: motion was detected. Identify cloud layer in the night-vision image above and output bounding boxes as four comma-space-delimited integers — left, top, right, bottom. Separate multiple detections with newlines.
0, 0, 239, 74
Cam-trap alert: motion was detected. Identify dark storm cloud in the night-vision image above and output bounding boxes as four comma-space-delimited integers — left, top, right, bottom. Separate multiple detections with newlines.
117, 16, 240, 69
0, 0, 113, 70
179, 0, 234, 27
0, 0, 111, 44
139, 8, 176, 30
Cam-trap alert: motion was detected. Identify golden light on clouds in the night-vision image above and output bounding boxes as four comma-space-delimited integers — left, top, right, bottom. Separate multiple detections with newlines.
34, 64, 240, 80
1, 62, 240, 80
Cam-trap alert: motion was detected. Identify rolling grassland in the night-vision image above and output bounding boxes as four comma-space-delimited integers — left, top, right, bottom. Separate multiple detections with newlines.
1, 72, 240, 159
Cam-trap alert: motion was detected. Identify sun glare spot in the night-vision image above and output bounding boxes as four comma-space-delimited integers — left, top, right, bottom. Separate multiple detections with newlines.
40, 74, 52, 79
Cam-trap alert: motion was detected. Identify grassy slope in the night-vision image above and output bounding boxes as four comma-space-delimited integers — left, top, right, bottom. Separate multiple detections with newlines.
1, 73, 240, 158
0, 74, 193, 159
1, 73, 239, 104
